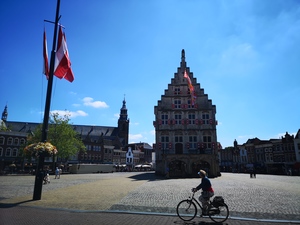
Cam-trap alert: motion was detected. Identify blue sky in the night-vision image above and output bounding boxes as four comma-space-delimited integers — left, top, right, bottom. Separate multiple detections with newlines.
0, 0, 299, 148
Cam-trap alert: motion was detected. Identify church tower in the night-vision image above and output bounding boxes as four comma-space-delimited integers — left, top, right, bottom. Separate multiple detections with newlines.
118, 98, 129, 146
154, 49, 220, 178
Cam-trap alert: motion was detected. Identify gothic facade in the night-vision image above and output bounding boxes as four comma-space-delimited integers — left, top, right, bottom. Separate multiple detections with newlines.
154, 49, 220, 178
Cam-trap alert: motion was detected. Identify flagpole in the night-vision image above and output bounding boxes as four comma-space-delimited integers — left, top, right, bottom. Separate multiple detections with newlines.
33, 0, 61, 200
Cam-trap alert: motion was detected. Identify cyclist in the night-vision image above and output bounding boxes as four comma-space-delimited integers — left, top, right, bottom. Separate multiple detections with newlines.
192, 170, 214, 215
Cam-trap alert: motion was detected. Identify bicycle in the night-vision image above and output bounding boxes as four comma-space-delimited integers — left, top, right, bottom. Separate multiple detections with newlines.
176, 191, 229, 223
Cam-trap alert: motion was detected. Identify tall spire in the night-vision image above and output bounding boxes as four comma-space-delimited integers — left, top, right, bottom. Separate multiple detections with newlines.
1, 104, 8, 122
180, 49, 186, 69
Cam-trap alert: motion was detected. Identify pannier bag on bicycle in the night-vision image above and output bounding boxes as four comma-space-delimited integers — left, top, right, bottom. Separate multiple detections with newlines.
212, 196, 225, 207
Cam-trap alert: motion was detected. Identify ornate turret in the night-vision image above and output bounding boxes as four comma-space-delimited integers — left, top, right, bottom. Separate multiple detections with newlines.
1, 105, 8, 122
118, 97, 129, 146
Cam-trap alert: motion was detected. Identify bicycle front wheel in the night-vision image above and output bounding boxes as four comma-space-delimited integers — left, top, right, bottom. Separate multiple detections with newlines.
208, 203, 229, 223
176, 199, 197, 221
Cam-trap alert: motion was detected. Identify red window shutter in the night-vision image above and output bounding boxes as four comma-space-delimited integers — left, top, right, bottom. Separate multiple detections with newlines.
200, 119, 203, 124
172, 119, 176, 125
159, 120, 162, 125
209, 119, 213, 124
172, 104, 175, 109
168, 119, 171, 125
181, 119, 185, 125
186, 119, 190, 124
195, 119, 199, 125
169, 142, 172, 149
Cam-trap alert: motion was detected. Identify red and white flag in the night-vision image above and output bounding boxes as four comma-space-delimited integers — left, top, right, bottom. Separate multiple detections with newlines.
184, 70, 196, 105
54, 26, 74, 82
43, 29, 49, 79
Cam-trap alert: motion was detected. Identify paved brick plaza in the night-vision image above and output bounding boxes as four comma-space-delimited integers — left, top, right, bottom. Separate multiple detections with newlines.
0, 172, 299, 222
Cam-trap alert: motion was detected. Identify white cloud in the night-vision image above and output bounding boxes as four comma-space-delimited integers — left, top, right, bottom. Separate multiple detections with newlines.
83, 97, 109, 108
129, 134, 143, 142
51, 110, 88, 118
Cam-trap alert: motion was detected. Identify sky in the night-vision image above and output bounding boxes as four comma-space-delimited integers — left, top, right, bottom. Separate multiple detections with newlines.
0, 0, 299, 148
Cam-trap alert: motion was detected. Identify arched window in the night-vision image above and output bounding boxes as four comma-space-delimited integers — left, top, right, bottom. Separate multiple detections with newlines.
7, 137, 13, 145
0, 136, 4, 145
14, 138, 19, 145
5, 148, 11, 157
20, 138, 26, 145
12, 148, 18, 157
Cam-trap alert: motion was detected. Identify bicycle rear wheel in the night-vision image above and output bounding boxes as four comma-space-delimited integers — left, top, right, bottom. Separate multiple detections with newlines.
208, 203, 229, 223
176, 199, 197, 221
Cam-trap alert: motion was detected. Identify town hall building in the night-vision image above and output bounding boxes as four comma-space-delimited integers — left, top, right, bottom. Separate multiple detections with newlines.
154, 49, 220, 178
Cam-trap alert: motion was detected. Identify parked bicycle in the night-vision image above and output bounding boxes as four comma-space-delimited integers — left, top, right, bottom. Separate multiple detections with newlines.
176, 190, 229, 223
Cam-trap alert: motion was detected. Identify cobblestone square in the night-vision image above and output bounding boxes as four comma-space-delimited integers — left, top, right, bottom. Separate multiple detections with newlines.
0, 172, 299, 222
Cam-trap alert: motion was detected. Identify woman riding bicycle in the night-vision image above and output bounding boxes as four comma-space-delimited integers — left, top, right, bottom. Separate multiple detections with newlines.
192, 170, 214, 214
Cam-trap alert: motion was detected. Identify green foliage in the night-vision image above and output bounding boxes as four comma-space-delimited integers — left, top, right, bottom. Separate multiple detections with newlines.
24, 112, 86, 160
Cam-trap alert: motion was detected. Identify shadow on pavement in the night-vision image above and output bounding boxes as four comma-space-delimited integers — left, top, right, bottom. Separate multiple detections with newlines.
0, 199, 34, 208
174, 220, 226, 225
129, 172, 165, 181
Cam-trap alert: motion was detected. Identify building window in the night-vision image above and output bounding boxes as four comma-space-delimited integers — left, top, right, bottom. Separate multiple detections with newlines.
161, 114, 168, 125
86, 145, 91, 151
12, 148, 18, 157
0, 137, 4, 145
14, 138, 19, 145
203, 136, 212, 149
161, 136, 169, 149
0, 147, 2, 156
187, 99, 195, 109
175, 114, 181, 125
7, 137, 13, 145
175, 136, 183, 143
189, 136, 197, 149
202, 113, 210, 124
188, 114, 196, 124
174, 87, 181, 95
5, 148, 11, 157
20, 138, 26, 145
174, 99, 181, 109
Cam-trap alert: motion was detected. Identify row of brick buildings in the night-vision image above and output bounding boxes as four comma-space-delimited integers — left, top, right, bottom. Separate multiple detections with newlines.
220, 131, 300, 175
0, 100, 152, 173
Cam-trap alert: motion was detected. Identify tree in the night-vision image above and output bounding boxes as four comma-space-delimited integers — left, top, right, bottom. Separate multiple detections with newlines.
24, 112, 86, 168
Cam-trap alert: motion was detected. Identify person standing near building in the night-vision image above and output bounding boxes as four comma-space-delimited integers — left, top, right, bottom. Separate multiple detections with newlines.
55, 167, 60, 179
192, 170, 214, 215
